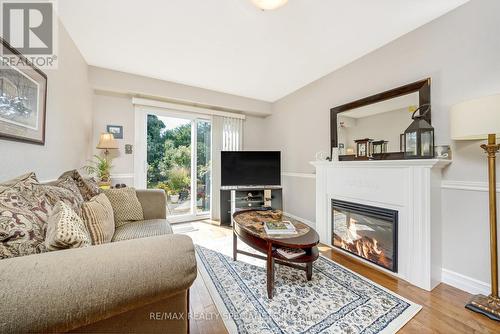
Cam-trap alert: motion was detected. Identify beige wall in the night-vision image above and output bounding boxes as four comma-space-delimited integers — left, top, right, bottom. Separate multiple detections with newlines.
92, 92, 135, 179
263, 0, 500, 287
89, 68, 271, 186
89, 66, 271, 117
0, 23, 93, 182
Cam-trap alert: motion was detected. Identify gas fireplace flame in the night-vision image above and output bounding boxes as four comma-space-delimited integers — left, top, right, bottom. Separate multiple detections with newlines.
337, 218, 390, 268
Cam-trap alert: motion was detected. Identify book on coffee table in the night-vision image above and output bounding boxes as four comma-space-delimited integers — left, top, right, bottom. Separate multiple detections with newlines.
264, 221, 297, 235
276, 247, 306, 259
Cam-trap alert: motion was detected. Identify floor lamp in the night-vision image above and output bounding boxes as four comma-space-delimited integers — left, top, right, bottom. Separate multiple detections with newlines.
451, 94, 500, 321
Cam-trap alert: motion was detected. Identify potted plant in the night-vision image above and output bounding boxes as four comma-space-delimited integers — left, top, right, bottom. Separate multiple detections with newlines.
84, 155, 113, 187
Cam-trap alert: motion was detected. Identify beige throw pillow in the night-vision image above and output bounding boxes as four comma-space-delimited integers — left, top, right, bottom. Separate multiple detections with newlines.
45, 202, 91, 251
103, 187, 144, 225
81, 194, 115, 245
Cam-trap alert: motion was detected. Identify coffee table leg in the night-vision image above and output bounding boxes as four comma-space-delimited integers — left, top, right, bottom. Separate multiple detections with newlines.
267, 243, 274, 299
233, 231, 237, 261
306, 262, 313, 281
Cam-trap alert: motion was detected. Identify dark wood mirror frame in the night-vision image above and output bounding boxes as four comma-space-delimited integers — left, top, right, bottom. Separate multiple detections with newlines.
330, 78, 431, 160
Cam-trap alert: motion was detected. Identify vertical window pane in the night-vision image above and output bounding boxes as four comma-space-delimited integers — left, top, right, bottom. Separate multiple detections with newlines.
197, 120, 211, 213
147, 114, 192, 217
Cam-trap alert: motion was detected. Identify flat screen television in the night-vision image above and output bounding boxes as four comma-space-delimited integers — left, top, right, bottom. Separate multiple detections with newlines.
221, 151, 281, 186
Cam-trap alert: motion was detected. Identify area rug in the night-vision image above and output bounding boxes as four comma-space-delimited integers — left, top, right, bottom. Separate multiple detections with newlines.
195, 245, 421, 334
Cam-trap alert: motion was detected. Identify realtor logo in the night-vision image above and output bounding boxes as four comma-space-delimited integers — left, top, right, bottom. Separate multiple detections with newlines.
1, 0, 58, 68
2, 1, 53, 54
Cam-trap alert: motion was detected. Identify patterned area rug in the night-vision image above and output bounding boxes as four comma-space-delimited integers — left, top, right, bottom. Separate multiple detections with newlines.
196, 245, 421, 334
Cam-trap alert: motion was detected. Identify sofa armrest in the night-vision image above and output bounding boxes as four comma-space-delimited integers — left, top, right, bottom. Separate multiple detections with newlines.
136, 189, 167, 220
0, 234, 197, 333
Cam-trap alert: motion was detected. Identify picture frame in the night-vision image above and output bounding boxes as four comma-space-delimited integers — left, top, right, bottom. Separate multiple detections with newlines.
0, 38, 48, 145
106, 125, 123, 139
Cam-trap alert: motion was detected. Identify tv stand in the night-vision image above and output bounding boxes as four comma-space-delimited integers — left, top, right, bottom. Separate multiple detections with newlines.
220, 186, 283, 226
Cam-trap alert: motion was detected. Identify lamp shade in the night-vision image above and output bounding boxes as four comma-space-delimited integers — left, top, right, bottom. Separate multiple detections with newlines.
96, 133, 118, 149
450, 94, 500, 140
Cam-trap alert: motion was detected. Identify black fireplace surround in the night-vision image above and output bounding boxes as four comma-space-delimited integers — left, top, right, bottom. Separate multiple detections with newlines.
332, 199, 398, 272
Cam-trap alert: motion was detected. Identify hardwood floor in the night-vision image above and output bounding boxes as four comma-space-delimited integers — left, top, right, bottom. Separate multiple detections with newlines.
182, 220, 500, 333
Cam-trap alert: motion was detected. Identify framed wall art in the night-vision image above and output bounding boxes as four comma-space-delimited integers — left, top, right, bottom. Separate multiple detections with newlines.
0, 38, 48, 145
106, 125, 123, 139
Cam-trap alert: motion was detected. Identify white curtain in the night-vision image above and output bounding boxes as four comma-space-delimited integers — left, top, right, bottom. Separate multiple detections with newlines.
211, 116, 243, 220
222, 117, 243, 151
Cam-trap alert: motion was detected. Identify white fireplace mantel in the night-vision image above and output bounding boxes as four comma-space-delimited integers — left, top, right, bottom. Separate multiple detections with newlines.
311, 159, 451, 291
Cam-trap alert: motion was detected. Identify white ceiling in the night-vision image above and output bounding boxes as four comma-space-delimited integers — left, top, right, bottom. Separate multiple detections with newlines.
58, 0, 468, 102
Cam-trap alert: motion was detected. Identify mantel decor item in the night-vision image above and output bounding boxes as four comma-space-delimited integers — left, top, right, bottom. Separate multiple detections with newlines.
372, 140, 388, 154
354, 138, 373, 159
404, 104, 434, 159
0, 38, 48, 145
450, 93, 500, 321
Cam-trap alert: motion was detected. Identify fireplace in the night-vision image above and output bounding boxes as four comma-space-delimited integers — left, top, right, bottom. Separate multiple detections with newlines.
332, 199, 398, 272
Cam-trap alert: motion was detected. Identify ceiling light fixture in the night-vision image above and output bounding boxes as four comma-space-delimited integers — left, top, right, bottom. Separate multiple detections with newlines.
251, 0, 288, 11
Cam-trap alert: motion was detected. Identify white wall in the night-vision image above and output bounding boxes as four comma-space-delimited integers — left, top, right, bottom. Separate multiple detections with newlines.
262, 0, 500, 290
0, 23, 92, 182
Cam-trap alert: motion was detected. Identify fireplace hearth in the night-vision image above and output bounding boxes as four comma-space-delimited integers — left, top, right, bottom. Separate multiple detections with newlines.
332, 199, 398, 272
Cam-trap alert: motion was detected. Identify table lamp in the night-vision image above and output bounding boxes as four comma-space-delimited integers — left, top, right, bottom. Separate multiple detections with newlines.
96, 132, 118, 159
450, 93, 500, 321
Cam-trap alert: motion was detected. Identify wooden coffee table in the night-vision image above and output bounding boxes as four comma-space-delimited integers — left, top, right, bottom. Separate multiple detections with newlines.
232, 209, 320, 299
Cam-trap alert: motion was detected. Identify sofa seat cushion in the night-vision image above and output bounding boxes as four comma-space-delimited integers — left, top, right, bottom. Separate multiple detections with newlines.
112, 219, 172, 242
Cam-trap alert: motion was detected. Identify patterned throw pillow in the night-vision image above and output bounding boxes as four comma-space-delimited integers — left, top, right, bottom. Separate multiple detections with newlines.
81, 193, 115, 245
0, 172, 39, 194
45, 202, 91, 251
103, 187, 144, 225
59, 170, 100, 201
32, 178, 84, 215
0, 183, 51, 259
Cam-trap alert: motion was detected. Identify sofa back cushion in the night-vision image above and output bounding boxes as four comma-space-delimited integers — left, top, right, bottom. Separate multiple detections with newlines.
45, 201, 91, 251
103, 188, 144, 225
81, 194, 115, 245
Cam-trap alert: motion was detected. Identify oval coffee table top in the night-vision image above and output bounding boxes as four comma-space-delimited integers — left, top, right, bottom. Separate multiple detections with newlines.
233, 209, 319, 248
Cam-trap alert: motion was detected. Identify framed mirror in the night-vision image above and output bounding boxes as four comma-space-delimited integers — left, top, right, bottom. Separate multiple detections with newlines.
330, 78, 431, 160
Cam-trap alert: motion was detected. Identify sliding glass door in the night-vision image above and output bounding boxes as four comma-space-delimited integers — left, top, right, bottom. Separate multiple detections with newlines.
146, 111, 211, 222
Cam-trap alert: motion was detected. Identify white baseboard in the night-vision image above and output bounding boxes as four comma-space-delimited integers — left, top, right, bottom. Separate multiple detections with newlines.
283, 211, 316, 229
441, 268, 490, 295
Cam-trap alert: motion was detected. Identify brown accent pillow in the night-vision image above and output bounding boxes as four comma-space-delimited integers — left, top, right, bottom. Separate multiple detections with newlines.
59, 170, 100, 201
81, 194, 115, 245
103, 187, 144, 225
45, 201, 91, 251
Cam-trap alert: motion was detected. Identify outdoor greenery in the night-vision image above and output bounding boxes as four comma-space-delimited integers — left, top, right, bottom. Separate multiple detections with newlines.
147, 115, 211, 209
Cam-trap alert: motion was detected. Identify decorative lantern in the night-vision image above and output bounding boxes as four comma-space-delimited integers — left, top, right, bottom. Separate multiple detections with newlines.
372, 140, 388, 154
354, 138, 373, 159
404, 104, 434, 159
